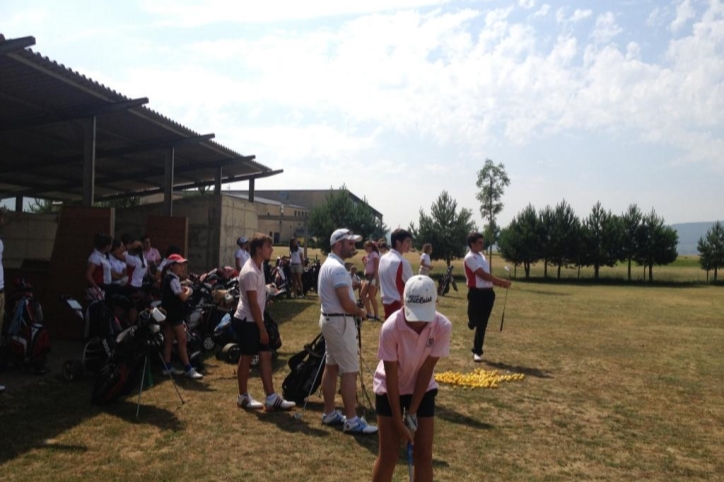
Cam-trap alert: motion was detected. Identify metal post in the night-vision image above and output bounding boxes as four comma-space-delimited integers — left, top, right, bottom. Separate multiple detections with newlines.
14, 196, 23, 212
164, 147, 175, 216
215, 166, 222, 195
83, 116, 96, 206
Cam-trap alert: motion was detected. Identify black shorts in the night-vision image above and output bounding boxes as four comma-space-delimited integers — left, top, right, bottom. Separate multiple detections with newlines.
233, 317, 271, 355
375, 389, 438, 418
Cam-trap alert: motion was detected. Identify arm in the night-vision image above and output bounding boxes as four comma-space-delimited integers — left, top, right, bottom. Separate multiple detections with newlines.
334, 286, 366, 318
473, 267, 511, 288
85, 262, 99, 288
383, 360, 414, 445
235, 255, 242, 272
408, 356, 439, 415
372, 256, 380, 277
246, 290, 268, 345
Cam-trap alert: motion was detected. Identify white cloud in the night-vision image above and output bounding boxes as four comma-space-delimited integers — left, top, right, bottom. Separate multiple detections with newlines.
670, 0, 696, 32
533, 4, 550, 18
518, 0, 536, 9
591, 12, 622, 45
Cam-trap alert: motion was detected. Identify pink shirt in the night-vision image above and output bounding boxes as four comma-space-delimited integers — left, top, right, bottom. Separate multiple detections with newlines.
373, 310, 452, 396
364, 250, 379, 276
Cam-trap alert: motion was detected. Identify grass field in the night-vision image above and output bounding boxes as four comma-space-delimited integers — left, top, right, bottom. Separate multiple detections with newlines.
1, 252, 722, 481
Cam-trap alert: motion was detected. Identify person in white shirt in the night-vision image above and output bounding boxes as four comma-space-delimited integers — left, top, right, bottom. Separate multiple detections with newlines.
234, 233, 295, 411
463, 232, 511, 362
85, 233, 113, 301
318, 228, 377, 435
378, 229, 414, 319
234, 237, 250, 272
418, 243, 433, 276
288, 237, 305, 298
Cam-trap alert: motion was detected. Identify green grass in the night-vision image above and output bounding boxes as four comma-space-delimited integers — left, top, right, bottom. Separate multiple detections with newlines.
1, 258, 723, 481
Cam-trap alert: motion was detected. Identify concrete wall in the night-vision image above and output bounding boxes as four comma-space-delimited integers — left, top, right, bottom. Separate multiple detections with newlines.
220, 195, 258, 267
0, 211, 58, 269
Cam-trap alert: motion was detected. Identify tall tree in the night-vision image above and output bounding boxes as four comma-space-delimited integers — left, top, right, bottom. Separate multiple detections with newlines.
697, 221, 724, 282
538, 205, 555, 278
409, 191, 476, 267
308, 187, 386, 253
634, 209, 678, 282
619, 204, 643, 281
581, 202, 622, 280
548, 199, 581, 279
497, 204, 540, 279
475, 159, 510, 270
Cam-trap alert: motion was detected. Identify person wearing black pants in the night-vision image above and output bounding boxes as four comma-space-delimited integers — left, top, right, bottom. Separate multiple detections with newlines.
463, 232, 511, 362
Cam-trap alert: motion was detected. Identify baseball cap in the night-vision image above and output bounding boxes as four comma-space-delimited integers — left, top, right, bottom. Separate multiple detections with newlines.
330, 228, 362, 245
237, 236, 248, 245
403, 275, 437, 322
166, 254, 188, 264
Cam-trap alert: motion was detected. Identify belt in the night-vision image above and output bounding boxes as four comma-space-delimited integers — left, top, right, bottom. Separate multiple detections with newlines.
322, 313, 354, 317
469, 287, 493, 291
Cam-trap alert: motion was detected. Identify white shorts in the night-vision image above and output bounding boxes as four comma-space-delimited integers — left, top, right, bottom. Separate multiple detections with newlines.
319, 314, 359, 374
290, 263, 303, 274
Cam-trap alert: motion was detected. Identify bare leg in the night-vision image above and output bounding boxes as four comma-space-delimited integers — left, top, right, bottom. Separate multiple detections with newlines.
372, 415, 399, 482
174, 324, 190, 366
321, 363, 340, 414
162, 323, 174, 364
237, 354, 253, 394
340, 372, 358, 419
258, 351, 274, 396
413, 417, 435, 482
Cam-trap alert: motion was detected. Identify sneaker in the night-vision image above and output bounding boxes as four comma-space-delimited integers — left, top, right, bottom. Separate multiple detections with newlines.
0, 385, 5, 393
185, 367, 204, 379
473, 354, 483, 363
264, 393, 296, 411
237, 394, 263, 410
343, 417, 378, 435
321, 410, 346, 426
161, 367, 184, 376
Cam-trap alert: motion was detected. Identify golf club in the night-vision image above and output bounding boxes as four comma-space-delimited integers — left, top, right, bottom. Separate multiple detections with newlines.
407, 442, 413, 482
292, 352, 327, 420
499, 265, 510, 332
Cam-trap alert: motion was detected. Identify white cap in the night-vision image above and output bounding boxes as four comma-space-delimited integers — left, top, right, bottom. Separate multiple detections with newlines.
403, 275, 437, 322
330, 228, 362, 246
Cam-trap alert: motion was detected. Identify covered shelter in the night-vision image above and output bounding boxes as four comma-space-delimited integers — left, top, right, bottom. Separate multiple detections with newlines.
0, 34, 282, 338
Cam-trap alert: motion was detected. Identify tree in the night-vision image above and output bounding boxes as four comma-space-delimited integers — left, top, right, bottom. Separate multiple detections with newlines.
634, 209, 678, 282
409, 191, 476, 267
308, 187, 386, 254
537, 205, 555, 278
697, 221, 724, 282
620, 204, 643, 281
475, 159, 510, 270
28, 198, 60, 214
497, 204, 540, 279
580, 202, 622, 280
548, 200, 581, 279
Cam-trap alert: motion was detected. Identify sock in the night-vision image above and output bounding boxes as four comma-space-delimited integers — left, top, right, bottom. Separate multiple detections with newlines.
266, 393, 277, 401
347, 416, 360, 425
184, 364, 193, 372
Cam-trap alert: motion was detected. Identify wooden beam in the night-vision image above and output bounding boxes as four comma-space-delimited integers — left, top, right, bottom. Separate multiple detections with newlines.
0, 98, 149, 132
82, 116, 96, 206
0, 36, 35, 55
164, 148, 174, 216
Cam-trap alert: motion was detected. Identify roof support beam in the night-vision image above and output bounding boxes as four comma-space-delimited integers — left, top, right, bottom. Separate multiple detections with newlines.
249, 178, 255, 203
0, 98, 149, 132
0, 36, 36, 55
215, 166, 222, 195
82, 116, 96, 206
164, 148, 174, 216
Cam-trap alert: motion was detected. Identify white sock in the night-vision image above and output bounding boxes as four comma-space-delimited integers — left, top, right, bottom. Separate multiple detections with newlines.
347, 416, 359, 425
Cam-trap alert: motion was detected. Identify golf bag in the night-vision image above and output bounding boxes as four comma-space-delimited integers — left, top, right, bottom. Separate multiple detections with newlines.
282, 333, 326, 405
437, 265, 458, 297
91, 309, 164, 405
1, 278, 51, 374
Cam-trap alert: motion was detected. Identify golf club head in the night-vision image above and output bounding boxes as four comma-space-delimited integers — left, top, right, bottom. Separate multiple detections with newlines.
504, 265, 510, 271
293, 412, 304, 420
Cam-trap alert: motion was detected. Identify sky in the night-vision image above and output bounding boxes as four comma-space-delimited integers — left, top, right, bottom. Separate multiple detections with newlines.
2, 0, 723, 231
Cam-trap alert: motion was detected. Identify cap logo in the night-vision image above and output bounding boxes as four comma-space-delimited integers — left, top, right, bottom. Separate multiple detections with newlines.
407, 294, 432, 304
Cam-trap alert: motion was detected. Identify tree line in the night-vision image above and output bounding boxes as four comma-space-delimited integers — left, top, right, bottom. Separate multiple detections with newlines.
698, 221, 724, 282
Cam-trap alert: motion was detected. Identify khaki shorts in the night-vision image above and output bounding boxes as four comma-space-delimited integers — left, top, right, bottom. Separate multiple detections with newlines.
319, 314, 359, 374
290, 263, 303, 274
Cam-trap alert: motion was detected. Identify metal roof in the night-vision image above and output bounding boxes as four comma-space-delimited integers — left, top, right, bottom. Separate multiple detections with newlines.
0, 34, 280, 203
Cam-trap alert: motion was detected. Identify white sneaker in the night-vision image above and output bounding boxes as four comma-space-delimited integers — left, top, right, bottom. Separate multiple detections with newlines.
321, 410, 346, 426
343, 417, 378, 435
237, 394, 263, 409
185, 367, 204, 379
473, 354, 483, 363
162, 367, 185, 376
0, 385, 5, 393
264, 393, 296, 411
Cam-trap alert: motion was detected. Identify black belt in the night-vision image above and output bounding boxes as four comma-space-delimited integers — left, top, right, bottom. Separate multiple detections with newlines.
469, 287, 493, 291
322, 313, 354, 317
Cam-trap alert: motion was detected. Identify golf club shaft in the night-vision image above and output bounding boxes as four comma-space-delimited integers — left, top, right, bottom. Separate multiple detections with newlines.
500, 288, 508, 331
407, 442, 413, 482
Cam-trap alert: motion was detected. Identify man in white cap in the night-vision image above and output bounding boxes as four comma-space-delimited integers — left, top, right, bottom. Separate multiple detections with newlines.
318, 228, 377, 434
235, 237, 250, 272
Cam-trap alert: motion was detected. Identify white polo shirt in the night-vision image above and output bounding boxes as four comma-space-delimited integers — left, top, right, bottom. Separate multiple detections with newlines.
125, 254, 147, 288
234, 257, 266, 322
318, 252, 354, 314
235, 248, 250, 268
464, 250, 493, 289
373, 309, 452, 396
88, 249, 112, 285
379, 249, 414, 305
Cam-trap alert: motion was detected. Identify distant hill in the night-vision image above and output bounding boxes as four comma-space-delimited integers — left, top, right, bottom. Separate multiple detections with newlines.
671, 221, 720, 256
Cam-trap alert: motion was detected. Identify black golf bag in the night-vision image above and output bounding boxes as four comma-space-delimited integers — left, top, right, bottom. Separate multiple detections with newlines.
437, 265, 458, 297
282, 333, 326, 405
91, 309, 164, 405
